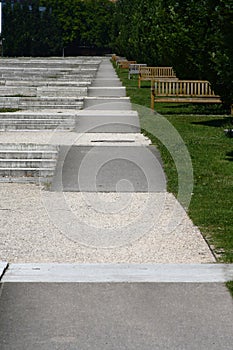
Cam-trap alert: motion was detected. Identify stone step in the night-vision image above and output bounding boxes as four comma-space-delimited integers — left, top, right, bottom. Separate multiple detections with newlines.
88, 87, 126, 97
0, 120, 75, 131
0, 168, 55, 178
0, 159, 56, 168
0, 74, 96, 80
0, 87, 36, 97
0, 97, 84, 110
0, 150, 57, 159
0, 67, 97, 73
0, 144, 58, 151
37, 87, 87, 97
0, 87, 88, 98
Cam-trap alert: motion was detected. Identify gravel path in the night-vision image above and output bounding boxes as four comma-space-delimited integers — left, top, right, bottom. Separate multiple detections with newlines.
0, 183, 215, 263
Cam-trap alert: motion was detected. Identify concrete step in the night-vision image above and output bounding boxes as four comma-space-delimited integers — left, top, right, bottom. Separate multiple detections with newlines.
91, 79, 122, 87
88, 87, 126, 97
84, 97, 131, 110
75, 110, 140, 133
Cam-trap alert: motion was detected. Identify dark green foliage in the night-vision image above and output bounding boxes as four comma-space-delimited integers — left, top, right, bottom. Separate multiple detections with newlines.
2, 0, 62, 56
1, 0, 232, 108
1, 0, 115, 56
113, 0, 233, 110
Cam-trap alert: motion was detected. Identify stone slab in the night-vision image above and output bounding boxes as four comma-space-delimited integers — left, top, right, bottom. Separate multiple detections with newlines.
50, 145, 166, 192
0, 282, 233, 349
2, 263, 233, 283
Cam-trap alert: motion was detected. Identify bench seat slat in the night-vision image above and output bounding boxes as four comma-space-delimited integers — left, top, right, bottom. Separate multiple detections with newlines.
155, 97, 222, 103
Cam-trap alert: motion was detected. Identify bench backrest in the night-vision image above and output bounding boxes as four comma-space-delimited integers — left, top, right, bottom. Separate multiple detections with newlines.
153, 80, 218, 97
118, 60, 137, 69
139, 67, 176, 79
129, 63, 147, 74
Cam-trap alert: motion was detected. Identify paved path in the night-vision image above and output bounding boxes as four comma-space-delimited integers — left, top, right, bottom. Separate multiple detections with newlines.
0, 264, 233, 349
0, 57, 233, 349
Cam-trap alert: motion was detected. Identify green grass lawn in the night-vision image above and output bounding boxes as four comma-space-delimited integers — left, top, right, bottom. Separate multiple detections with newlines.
114, 64, 233, 265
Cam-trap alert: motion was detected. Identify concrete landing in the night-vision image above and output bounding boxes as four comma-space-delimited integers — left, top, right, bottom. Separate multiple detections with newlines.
0, 281, 233, 350
50, 145, 166, 192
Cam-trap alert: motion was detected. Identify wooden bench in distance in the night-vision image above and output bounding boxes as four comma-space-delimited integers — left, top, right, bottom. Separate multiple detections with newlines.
150, 80, 232, 113
112, 54, 121, 62
128, 64, 147, 79
118, 60, 137, 69
138, 67, 177, 88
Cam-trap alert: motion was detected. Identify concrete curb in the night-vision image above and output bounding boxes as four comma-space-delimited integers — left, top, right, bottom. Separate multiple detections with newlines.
0, 262, 8, 281
2, 263, 233, 283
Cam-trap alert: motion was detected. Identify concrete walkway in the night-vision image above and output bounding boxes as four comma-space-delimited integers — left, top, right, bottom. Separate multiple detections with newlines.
0, 57, 233, 349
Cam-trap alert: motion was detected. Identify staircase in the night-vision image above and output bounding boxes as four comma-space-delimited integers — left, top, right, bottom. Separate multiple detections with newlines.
0, 144, 59, 182
0, 112, 76, 131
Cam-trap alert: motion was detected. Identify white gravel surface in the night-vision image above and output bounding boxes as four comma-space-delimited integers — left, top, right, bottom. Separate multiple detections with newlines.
0, 183, 215, 263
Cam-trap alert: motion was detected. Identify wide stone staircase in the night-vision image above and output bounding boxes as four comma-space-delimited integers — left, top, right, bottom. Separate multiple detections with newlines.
0, 56, 101, 182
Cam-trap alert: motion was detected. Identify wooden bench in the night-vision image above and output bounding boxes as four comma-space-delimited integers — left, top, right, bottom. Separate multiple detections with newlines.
138, 67, 177, 88
150, 79, 231, 112
112, 54, 120, 62
117, 60, 137, 69
128, 63, 147, 79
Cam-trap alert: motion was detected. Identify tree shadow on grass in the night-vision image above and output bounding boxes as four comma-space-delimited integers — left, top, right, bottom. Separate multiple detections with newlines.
157, 104, 195, 115
225, 151, 233, 162
192, 117, 233, 128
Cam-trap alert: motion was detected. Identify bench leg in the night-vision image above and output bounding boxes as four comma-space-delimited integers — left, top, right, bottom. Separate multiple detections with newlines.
151, 89, 155, 110
150, 80, 155, 110
138, 78, 141, 88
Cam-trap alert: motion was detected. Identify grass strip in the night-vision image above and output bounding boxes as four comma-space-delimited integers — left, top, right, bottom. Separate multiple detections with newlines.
114, 64, 233, 264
